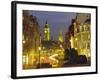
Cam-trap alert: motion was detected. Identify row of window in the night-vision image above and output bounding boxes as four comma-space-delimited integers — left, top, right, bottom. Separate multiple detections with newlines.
74, 24, 90, 33
74, 42, 90, 49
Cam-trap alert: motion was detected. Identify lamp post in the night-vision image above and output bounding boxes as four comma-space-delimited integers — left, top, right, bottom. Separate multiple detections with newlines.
38, 47, 41, 68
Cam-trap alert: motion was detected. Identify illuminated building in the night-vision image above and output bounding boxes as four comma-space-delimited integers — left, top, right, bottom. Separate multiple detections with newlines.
22, 10, 40, 68
43, 21, 50, 41
72, 13, 91, 58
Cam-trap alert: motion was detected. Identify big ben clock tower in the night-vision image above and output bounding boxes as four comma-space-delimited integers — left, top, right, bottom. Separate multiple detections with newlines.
44, 21, 50, 41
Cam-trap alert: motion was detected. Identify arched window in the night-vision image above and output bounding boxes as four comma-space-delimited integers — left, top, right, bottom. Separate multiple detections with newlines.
84, 24, 90, 31
82, 26, 84, 32
84, 25, 86, 31
87, 24, 90, 31
80, 25, 82, 32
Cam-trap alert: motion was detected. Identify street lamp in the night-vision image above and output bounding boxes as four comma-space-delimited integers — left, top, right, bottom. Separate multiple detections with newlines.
60, 45, 62, 48
22, 35, 26, 44
75, 38, 78, 41
23, 40, 26, 44
38, 47, 41, 68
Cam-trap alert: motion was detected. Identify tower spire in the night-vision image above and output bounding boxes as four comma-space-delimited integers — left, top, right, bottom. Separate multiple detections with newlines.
46, 20, 48, 24
58, 30, 63, 43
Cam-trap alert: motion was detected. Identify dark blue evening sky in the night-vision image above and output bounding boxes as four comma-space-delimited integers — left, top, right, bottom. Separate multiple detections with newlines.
29, 10, 76, 41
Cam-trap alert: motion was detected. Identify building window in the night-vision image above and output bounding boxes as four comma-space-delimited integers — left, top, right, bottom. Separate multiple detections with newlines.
75, 28, 77, 33
87, 25, 90, 31
88, 35, 90, 40
84, 24, 90, 31
84, 25, 86, 31
80, 26, 82, 32
82, 42, 86, 49
84, 34, 88, 40
84, 25, 88, 31
82, 26, 84, 32
30, 22, 33, 27
87, 43, 90, 49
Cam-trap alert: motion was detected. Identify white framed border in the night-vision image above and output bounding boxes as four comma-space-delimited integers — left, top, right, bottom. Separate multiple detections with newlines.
11, 1, 98, 79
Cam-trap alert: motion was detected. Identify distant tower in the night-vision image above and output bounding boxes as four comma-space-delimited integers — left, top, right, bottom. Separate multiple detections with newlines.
58, 31, 63, 43
44, 21, 50, 41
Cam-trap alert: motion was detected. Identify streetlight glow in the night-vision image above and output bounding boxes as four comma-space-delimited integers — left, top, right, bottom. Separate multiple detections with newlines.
60, 45, 62, 48
75, 38, 78, 41
38, 47, 41, 51
23, 40, 26, 44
